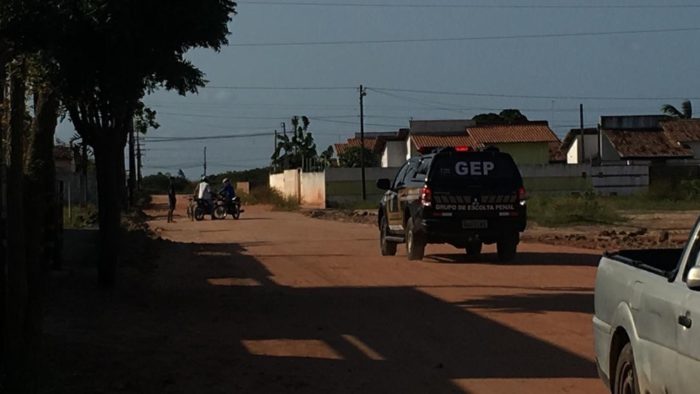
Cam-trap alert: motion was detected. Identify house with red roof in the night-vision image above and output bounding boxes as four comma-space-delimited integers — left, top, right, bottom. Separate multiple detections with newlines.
401, 119, 561, 166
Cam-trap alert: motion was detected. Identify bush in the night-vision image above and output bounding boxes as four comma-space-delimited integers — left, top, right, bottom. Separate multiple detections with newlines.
63, 204, 98, 229
240, 186, 299, 211
528, 193, 625, 227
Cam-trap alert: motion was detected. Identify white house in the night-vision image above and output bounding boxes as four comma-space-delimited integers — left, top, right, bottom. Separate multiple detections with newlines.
562, 128, 600, 164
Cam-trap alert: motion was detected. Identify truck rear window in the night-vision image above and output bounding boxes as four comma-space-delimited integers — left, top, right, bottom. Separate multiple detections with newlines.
429, 152, 522, 186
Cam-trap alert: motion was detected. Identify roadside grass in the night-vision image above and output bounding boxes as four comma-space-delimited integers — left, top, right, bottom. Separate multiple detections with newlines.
63, 204, 98, 229
527, 194, 626, 227
326, 199, 379, 210
239, 186, 299, 211
528, 182, 700, 227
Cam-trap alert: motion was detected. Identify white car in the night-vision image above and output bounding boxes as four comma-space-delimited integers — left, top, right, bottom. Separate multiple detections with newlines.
594, 217, 700, 393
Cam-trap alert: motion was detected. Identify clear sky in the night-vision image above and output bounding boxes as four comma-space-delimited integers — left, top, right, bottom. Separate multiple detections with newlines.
57, 0, 700, 177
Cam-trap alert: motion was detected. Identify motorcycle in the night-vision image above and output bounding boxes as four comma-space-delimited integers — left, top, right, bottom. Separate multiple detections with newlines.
193, 198, 214, 221
213, 194, 242, 220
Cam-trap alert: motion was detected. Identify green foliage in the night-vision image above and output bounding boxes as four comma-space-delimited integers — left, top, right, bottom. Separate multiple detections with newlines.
142, 172, 192, 194
338, 146, 380, 168
661, 100, 693, 119
271, 116, 318, 170
63, 204, 98, 229
528, 193, 625, 227
473, 109, 529, 125
206, 167, 270, 190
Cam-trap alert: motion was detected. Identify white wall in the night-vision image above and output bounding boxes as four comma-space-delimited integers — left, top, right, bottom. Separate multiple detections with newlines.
300, 172, 326, 208
566, 134, 600, 164
566, 139, 579, 164
381, 141, 407, 168
406, 137, 418, 160
269, 169, 300, 202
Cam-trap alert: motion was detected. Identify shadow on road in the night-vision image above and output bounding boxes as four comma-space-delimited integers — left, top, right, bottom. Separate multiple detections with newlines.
43, 237, 599, 394
457, 292, 594, 314
427, 251, 600, 267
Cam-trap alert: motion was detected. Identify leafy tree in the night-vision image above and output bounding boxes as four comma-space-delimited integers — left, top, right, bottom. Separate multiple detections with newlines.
661, 100, 693, 119
31, 0, 238, 286
319, 145, 335, 167
271, 116, 318, 169
339, 146, 380, 168
0, 1, 64, 387
473, 109, 529, 125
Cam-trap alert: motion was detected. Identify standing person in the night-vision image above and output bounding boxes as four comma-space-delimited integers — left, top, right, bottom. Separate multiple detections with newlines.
167, 177, 177, 223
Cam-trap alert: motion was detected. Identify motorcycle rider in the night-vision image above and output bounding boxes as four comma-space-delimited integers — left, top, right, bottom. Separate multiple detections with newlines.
194, 176, 213, 215
220, 178, 235, 201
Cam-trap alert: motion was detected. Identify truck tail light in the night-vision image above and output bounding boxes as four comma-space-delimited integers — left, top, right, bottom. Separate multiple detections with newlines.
420, 186, 432, 207
517, 187, 528, 203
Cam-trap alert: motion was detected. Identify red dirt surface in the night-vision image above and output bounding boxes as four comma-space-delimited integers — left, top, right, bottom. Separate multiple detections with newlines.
41, 195, 608, 393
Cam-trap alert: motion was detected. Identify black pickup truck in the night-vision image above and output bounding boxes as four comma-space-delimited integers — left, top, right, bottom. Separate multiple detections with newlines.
376, 147, 527, 261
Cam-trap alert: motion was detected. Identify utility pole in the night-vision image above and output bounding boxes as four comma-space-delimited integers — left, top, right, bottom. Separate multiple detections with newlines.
359, 84, 367, 200
579, 104, 585, 164
203, 146, 207, 177
281, 122, 286, 136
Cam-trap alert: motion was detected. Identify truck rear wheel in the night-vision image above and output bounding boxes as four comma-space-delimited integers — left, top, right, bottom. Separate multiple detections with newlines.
380, 216, 397, 256
614, 343, 639, 394
406, 217, 425, 261
497, 232, 518, 262
466, 240, 482, 256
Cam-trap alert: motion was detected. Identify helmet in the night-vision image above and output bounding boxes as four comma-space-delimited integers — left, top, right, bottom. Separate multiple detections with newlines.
201, 176, 207, 182
222, 178, 229, 184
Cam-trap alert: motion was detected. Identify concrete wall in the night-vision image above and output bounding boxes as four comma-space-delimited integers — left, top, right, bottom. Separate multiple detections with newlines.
688, 142, 700, 160
600, 134, 621, 162
326, 167, 400, 205
406, 137, 418, 160
272, 163, 650, 208
236, 182, 250, 195
520, 164, 648, 196
566, 134, 600, 164
56, 168, 98, 205
300, 172, 326, 208
382, 141, 407, 168
270, 170, 327, 208
269, 170, 301, 201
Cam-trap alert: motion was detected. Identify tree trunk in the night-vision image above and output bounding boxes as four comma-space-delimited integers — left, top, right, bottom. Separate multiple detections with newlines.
128, 119, 136, 207
5, 59, 30, 391
0, 53, 7, 381
20, 86, 59, 389
118, 145, 127, 211
93, 131, 123, 286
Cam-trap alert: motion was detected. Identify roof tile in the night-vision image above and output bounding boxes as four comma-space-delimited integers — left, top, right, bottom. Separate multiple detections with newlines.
661, 119, 700, 143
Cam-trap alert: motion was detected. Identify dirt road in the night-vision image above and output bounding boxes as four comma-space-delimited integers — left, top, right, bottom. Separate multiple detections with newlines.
44, 196, 607, 393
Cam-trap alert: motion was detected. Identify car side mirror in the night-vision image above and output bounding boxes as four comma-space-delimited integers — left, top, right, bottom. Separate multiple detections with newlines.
376, 178, 391, 191
687, 267, 700, 290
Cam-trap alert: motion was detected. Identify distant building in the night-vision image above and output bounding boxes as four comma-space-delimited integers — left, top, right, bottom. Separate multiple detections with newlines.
561, 128, 600, 164
661, 119, 700, 159
598, 115, 694, 163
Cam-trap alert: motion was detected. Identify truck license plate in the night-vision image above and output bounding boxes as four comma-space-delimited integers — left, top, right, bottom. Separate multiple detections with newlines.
462, 220, 488, 229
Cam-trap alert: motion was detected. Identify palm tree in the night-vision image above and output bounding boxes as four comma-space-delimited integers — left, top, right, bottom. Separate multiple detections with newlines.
661, 100, 693, 119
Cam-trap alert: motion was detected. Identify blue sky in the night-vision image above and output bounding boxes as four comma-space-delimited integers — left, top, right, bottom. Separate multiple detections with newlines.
57, 1, 700, 177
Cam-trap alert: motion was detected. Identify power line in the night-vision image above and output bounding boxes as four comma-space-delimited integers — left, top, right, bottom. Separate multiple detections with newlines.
238, 1, 700, 10
229, 27, 700, 47
369, 87, 699, 101
201, 85, 356, 90
144, 132, 270, 143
